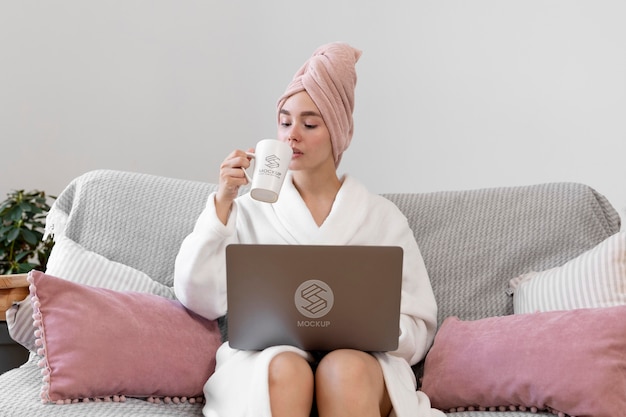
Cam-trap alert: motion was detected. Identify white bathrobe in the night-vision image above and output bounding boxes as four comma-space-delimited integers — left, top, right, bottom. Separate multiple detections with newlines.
174, 173, 444, 417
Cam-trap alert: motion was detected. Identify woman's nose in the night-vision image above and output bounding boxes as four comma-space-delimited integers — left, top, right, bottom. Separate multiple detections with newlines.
287, 127, 300, 142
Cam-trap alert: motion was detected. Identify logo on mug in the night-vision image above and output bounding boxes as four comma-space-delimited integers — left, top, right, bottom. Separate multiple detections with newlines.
294, 279, 334, 319
264, 154, 281, 169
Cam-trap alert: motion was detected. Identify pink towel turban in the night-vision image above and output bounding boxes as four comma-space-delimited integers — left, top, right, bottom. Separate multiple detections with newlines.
277, 42, 362, 167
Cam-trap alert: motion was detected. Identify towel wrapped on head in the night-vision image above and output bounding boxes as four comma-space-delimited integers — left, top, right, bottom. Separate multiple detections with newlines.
277, 42, 362, 167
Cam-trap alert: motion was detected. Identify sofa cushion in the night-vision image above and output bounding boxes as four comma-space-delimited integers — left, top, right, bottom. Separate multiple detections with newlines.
8, 236, 176, 352
510, 231, 626, 313
420, 305, 626, 417
28, 270, 221, 404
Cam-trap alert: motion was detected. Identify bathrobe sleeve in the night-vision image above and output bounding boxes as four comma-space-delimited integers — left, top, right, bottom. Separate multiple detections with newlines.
174, 192, 238, 320
384, 209, 438, 365
356, 193, 438, 366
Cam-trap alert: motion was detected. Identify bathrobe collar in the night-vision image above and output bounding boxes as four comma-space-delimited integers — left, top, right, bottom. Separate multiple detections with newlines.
272, 171, 371, 245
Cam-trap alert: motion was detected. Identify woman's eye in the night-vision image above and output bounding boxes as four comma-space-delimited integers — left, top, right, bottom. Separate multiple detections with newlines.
280, 121, 292, 127
304, 123, 317, 129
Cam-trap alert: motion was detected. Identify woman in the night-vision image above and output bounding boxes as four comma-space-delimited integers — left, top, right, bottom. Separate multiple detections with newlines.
174, 42, 443, 417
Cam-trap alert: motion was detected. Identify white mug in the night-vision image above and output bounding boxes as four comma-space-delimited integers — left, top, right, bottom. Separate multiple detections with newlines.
242, 139, 293, 203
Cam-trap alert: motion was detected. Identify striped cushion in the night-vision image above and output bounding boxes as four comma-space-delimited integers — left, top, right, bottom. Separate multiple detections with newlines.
7, 236, 175, 352
511, 231, 626, 313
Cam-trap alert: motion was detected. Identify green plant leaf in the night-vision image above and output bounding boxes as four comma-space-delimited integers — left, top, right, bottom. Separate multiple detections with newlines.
8, 205, 23, 221
7, 227, 19, 242
19, 201, 34, 212
15, 251, 29, 262
16, 262, 37, 273
20, 228, 38, 245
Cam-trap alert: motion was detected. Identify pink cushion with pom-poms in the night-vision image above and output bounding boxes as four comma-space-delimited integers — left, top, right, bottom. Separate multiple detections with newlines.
29, 270, 221, 404
421, 305, 626, 417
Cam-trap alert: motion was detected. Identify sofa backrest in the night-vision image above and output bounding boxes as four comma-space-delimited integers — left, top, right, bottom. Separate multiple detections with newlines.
48, 169, 217, 288
49, 170, 621, 329
384, 183, 621, 327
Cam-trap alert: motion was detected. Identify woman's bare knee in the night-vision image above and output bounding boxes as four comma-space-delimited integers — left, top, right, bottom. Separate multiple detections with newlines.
316, 349, 380, 385
268, 352, 314, 417
315, 349, 391, 417
269, 352, 312, 384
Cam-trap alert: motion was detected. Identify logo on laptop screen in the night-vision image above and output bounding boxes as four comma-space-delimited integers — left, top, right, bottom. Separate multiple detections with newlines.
294, 279, 334, 319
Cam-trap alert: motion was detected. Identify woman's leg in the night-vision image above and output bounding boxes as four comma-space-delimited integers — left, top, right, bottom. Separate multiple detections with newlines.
268, 351, 315, 417
315, 349, 392, 417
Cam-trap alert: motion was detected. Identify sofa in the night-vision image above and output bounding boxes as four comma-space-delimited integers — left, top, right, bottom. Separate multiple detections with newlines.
0, 169, 623, 417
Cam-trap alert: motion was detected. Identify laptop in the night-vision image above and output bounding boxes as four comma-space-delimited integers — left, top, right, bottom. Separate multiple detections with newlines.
225, 244, 403, 352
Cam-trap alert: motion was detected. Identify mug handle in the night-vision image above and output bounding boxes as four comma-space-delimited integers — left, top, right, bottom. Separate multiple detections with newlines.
241, 152, 255, 182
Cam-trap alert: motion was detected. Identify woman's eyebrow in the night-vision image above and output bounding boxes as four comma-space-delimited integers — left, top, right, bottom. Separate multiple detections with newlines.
279, 109, 322, 118
300, 110, 322, 118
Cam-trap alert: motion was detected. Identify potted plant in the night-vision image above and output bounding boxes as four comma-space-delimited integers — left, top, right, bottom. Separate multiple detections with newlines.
0, 190, 55, 275
0, 189, 55, 373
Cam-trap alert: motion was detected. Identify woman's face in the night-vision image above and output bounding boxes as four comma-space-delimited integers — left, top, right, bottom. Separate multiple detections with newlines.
278, 91, 334, 173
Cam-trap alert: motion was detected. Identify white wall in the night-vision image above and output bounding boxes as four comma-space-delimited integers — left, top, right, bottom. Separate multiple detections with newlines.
1, 1, 624, 227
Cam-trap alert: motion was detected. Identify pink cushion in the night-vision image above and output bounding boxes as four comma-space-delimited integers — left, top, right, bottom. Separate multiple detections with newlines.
421, 305, 626, 417
28, 270, 222, 404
